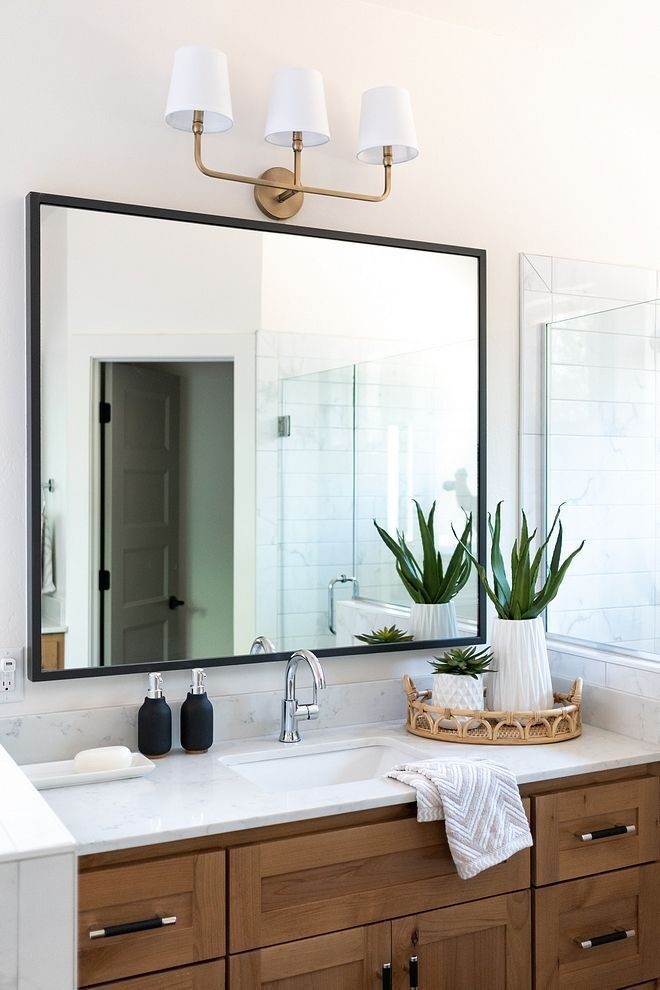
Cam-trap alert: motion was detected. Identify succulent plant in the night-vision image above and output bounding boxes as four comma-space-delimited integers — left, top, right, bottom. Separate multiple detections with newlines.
355, 625, 414, 645
374, 501, 473, 604
459, 502, 584, 620
428, 645, 495, 679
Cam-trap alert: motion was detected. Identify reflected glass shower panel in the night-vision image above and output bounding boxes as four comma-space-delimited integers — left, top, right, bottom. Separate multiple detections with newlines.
546, 299, 659, 657
278, 364, 356, 651
354, 344, 479, 623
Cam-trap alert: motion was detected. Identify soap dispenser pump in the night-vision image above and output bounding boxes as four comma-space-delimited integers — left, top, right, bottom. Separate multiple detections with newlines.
138, 672, 172, 759
180, 668, 214, 754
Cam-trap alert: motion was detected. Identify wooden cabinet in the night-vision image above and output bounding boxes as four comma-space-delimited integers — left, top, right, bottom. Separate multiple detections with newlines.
78, 851, 225, 986
535, 863, 660, 990
533, 777, 659, 885
95, 961, 225, 989
77, 763, 660, 990
41, 631, 65, 670
229, 923, 390, 989
392, 891, 531, 990
228, 807, 530, 951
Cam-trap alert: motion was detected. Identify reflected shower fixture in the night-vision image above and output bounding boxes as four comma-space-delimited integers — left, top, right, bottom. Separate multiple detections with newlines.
165, 47, 419, 220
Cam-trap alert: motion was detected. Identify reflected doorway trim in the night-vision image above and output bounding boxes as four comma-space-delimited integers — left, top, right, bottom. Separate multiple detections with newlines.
26, 191, 487, 681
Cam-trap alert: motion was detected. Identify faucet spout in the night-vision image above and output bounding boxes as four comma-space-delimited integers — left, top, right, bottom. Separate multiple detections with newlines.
279, 649, 326, 744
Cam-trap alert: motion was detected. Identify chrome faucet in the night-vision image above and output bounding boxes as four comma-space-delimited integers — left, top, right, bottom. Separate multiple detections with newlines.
249, 635, 276, 655
279, 650, 326, 743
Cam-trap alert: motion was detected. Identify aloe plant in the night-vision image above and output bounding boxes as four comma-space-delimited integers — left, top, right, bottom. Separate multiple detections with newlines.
355, 625, 414, 645
429, 645, 495, 679
460, 502, 584, 620
374, 501, 472, 605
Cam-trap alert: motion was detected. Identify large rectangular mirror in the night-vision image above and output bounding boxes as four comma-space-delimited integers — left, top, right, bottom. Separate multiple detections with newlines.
27, 193, 486, 679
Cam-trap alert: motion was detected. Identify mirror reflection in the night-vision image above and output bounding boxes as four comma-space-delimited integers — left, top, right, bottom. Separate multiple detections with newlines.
37, 202, 482, 672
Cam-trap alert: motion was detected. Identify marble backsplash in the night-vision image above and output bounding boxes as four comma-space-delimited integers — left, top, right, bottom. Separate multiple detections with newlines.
3, 648, 659, 764
0, 674, 432, 765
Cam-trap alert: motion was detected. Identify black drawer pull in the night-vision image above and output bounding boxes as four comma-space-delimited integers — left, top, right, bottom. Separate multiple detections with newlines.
578, 928, 636, 950
89, 916, 177, 940
409, 955, 419, 989
579, 824, 636, 842
382, 962, 392, 989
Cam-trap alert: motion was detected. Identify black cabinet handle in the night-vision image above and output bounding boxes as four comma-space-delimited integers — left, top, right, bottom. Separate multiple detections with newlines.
168, 595, 185, 610
579, 824, 635, 842
578, 928, 635, 950
382, 962, 392, 989
89, 916, 177, 939
409, 955, 419, 989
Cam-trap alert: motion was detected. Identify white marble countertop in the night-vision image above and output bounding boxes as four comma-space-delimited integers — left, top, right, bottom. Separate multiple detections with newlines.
0, 744, 75, 863
34, 720, 660, 856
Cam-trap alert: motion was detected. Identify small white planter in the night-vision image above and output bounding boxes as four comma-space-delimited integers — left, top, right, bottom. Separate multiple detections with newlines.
489, 616, 554, 711
431, 673, 484, 711
409, 601, 458, 641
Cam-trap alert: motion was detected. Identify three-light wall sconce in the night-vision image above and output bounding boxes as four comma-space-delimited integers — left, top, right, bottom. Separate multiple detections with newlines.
165, 46, 418, 220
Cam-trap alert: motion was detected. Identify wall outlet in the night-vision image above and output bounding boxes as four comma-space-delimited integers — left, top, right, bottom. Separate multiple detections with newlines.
0, 648, 24, 704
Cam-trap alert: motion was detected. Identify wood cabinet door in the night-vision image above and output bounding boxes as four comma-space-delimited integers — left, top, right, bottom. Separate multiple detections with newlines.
229, 923, 391, 990
391, 891, 531, 990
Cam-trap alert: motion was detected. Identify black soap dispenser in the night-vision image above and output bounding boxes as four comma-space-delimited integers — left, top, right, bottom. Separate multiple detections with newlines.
181, 668, 214, 754
138, 672, 172, 758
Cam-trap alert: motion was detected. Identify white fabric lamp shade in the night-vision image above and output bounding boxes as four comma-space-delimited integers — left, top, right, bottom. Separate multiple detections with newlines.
357, 86, 418, 164
264, 67, 330, 147
165, 46, 233, 133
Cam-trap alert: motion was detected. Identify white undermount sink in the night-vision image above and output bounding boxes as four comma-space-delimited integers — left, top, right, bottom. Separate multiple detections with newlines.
219, 737, 424, 792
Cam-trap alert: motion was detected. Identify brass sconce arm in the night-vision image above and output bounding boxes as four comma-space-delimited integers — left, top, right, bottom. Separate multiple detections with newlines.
192, 111, 392, 219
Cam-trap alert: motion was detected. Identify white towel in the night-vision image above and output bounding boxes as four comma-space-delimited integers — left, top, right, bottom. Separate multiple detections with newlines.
41, 509, 56, 593
388, 759, 532, 879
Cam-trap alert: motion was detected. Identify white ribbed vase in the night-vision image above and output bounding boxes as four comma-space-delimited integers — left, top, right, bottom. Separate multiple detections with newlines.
431, 673, 484, 711
409, 602, 458, 641
490, 617, 553, 712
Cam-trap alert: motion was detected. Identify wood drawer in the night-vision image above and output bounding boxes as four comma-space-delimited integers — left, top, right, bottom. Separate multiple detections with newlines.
91, 960, 225, 989
533, 776, 659, 885
229, 923, 390, 989
78, 851, 225, 987
228, 807, 530, 952
534, 863, 660, 990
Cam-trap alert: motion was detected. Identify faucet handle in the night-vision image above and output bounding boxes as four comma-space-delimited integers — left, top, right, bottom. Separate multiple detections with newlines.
297, 702, 320, 721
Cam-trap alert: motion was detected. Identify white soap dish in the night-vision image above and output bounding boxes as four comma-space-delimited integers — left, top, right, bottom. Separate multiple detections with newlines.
22, 752, 155, 790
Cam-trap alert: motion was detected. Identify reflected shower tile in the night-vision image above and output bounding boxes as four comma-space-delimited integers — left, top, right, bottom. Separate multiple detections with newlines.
551, 329, 655, 371
555, 572, 655, 612
550, 365, 655, 404
550, 398, 655, 437
549, 469, 654, 507
552, 258, 657, 302
547, 605, 655, 643
547, 501, 651, 540
561, 537, 655, 576
551, 294, 656, 334
549, 435, 654, 472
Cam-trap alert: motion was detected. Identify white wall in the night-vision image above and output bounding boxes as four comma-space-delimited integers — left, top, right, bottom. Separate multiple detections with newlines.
2, 0, 660, 713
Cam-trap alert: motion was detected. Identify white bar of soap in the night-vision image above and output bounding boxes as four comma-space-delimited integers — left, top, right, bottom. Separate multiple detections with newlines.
73, 746, 132, 773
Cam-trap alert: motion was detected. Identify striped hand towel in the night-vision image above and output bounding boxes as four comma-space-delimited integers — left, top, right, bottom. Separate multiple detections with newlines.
388, 759, 532, 879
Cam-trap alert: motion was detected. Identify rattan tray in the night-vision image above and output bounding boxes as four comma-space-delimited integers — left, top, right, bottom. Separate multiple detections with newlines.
404, 674, 583, 745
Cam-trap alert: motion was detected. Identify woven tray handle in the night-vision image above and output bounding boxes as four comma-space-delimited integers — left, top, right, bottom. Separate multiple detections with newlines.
403, 674, 419, 702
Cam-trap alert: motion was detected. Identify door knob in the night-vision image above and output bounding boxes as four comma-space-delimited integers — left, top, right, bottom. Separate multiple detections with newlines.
168, 595, 185, 610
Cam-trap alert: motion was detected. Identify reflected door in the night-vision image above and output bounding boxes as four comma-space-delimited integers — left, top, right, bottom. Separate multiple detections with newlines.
102, 363, 182, 664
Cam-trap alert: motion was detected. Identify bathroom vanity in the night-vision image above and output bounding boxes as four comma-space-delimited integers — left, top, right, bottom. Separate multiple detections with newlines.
34, 723, 660, 990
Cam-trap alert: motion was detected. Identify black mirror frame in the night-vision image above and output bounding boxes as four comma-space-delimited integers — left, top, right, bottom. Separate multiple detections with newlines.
26, 191, 487, 680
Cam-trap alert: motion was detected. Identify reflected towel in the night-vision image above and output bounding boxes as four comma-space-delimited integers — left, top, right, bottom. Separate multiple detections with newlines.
388, 759, 532, 879
41, 508, 55, 593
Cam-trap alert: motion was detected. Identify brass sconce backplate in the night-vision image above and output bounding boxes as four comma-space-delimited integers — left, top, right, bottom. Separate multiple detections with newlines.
253, 168, 305, 220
